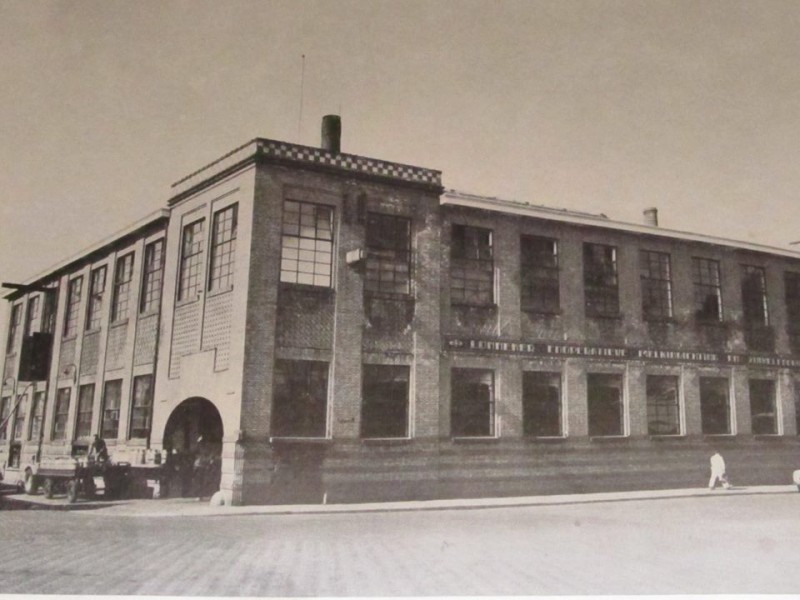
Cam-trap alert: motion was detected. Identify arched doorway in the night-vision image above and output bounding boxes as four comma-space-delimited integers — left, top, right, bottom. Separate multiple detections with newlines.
162, 397, 223, 498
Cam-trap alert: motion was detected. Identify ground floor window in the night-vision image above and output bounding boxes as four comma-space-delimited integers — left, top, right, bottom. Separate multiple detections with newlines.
130, 375, 154, 439
522, 371, 562, 437
749, 379, 777, 435
12, 394, 26, 440
272, 360, 328, 437
29, 391, 45, 441
796, 382, 800, 436
700, 377, 731, 434
361, 365, 409, 438
101, 380, 122, 440
646, 375, 680, 435
76, 384, 94, 438
52, 388, 71, 440
451, 368, 494, 437
0, 396, 10, 441
587, 373, 624, 437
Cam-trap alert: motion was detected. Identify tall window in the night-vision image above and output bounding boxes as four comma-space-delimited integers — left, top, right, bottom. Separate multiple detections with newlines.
209, 204, 238, 291
700, 377, 731, 435
785, 272, 800, 354
365, 213, 411, 296
520, 236, 559, 313
587, 373, 624, 437
29, 391, 45, 441
583, 243, 619, 318
271, 360, 328, 437
24, 295, 40, 337
741, 265, 769, 326
451, 225, 493, 306
750, 379, 777, 435
0, 396, 10, 440
178, 219, 206, 300
101, 379, 122, 439
52, 388, 71, 440
12, 394, 27, 440
140, 239, 165, 313
6, 303, 22, 353
640, 250, 673, 320
76, 383, 95, 438
63, 277, 83, 338
111, 253, 134, 322
86, 266, 107, 330
361, 365, 409, 438
130, 374, 154, 439
42, 285, 58, 334
646, 375, 680, 435
692, 257, 722, 322
523, 371, 562, 437
451, 368, 494, 437
280, 201, 334, 287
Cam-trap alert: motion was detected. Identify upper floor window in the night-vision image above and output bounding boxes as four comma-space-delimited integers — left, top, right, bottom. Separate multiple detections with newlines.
208, 204, 238, 291
111, 253, 134, 322
24, 295, 40, 337
178, 219, 206, 301
692, 257, 722, 322
451, 224, 493, 306
42, 285, 58, 334
280, 200, 334, 287
6, 303, 22, 354
63, 277, 83, 338
785, 271, 800, 354
140, 239, 165, 314
583, 243, 619, 318
520, 235, 559, 313
640, 250, 673, 320
741, 265, 769, 326
365, 213, 411, 297
86, 266, 107, 331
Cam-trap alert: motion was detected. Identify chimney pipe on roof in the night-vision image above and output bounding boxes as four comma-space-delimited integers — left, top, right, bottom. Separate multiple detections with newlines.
643, 207, 658, 227
321, 115, 341, 154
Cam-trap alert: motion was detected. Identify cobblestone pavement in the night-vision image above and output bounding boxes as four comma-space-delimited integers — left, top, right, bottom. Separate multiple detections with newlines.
1, 492, 799, 595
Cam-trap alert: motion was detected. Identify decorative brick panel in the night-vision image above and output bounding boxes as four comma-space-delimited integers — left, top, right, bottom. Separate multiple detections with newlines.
134, 315, 158, 367
169, 302, 202, 378
59, 338, 76, 374
107, 322, 129, 370
202, 291, 233, 371
80, 331, 99, 376
276, 286, 334, 350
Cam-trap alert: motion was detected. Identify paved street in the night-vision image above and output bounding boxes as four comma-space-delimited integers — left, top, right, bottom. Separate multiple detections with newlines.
1, 491, 799, 595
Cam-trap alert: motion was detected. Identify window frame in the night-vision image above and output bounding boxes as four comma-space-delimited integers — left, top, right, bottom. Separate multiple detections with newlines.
6, 303, 22, 354
178, 218, 206, 301
28, 390, 45, 441
129, 374, 154, 439
52, 387, 71, 440
0, 396, 10, 441
100, 379, 123, 440
741, 264, 769, 327
271, 359, 329, 438
279, 200, 334, 288
450, 368, 495, 438
583, 243, 620, 318
63, 277, 83, 339
111, 253, 134, 323
360, 364, 410, 439
640, 250, 673, 321
522, 371, 563, 437
699, 376, 732, 435
208, 204, 239, 293
645, 374, 681, 436
692, 257, 723, 322
24, 295, 40, 338
364, 212, 412, 298
450, 224, 494, 307
587, 373, 625, 437
86, 265, 107, 331
76, 383, 95, 439
520, 235, 560, 314
12, 393, 27, 441
749, 379, 778, 435
140, 239, 165, 314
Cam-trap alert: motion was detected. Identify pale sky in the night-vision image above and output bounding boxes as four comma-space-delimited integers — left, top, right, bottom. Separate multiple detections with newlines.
2, 0, 800, 297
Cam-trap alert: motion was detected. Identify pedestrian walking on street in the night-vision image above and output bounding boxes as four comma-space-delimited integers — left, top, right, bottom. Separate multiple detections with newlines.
708, 450, 732, 490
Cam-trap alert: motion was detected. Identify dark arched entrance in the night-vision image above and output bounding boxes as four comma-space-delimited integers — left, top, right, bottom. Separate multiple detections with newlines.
163, 397, 223, 498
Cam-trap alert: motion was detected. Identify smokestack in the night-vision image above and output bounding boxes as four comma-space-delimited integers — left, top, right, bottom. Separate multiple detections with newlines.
321, 115, 341, 154
643, 207, 658, 227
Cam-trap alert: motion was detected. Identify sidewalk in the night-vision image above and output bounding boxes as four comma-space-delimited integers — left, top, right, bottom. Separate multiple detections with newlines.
3, 483, 797, 518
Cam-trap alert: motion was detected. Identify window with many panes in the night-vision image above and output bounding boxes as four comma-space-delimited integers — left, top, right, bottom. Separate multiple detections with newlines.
523, 371, 562, 437
63, 277, 83, 338
692, 257, 722, 322
584, 243, 619, 318
520, 236, 559, 313
52, 388, 71, 440
29, 391, 45, 441
140, 239, 165, 313
101, 379, 122, 439
111, 253, 134, 321
700, 377, 730, 434
361, 365, 409, 438
6, 303, 21, 354
741, 265, 768, 326
0, 396, 10, 440
42, 285, 58, 334
12, 394, 26, 440
280, 201, 334, 287
640, 250, 673, 320
130, 374, 153, 439
271, 360, 328, 437
76, 384, 95, 438
750, 379, 777, 435
86, 266, 107, 330
365, 213, 411, 296
451, 225, 493, 306
646, 375, 680, 435
24, 295, 40, 337
587, 373, 624, 436
178, 219, 205, 300
451, 368, 494, 437
209, 204, 238, 291
785, 272, 800, 354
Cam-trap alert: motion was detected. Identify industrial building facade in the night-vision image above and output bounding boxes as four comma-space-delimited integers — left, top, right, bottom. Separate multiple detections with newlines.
3, 118, 800, 505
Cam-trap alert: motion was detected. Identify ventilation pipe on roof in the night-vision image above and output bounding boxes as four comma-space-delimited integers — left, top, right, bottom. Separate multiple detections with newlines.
321, 115, 341, 154
643, 207, 658, 227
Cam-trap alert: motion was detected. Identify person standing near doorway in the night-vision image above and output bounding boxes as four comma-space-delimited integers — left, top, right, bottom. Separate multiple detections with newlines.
709, 450, 732, 490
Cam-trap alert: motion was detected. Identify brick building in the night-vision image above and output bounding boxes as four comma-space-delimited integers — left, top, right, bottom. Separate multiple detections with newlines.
3, 117, 800, 504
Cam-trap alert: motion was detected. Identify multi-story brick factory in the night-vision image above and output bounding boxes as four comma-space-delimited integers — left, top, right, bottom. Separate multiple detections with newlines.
2, 116, 800, 505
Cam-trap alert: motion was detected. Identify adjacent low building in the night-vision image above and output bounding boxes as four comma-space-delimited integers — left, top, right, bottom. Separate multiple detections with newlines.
3, 117, 799, 504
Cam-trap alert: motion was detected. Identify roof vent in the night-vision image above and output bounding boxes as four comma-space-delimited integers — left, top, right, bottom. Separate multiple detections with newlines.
643, 207, 658, 227
321, 115, 341, 154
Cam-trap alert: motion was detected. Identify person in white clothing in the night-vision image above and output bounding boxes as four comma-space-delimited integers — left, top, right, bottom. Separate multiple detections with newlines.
709, 450, 731, 490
